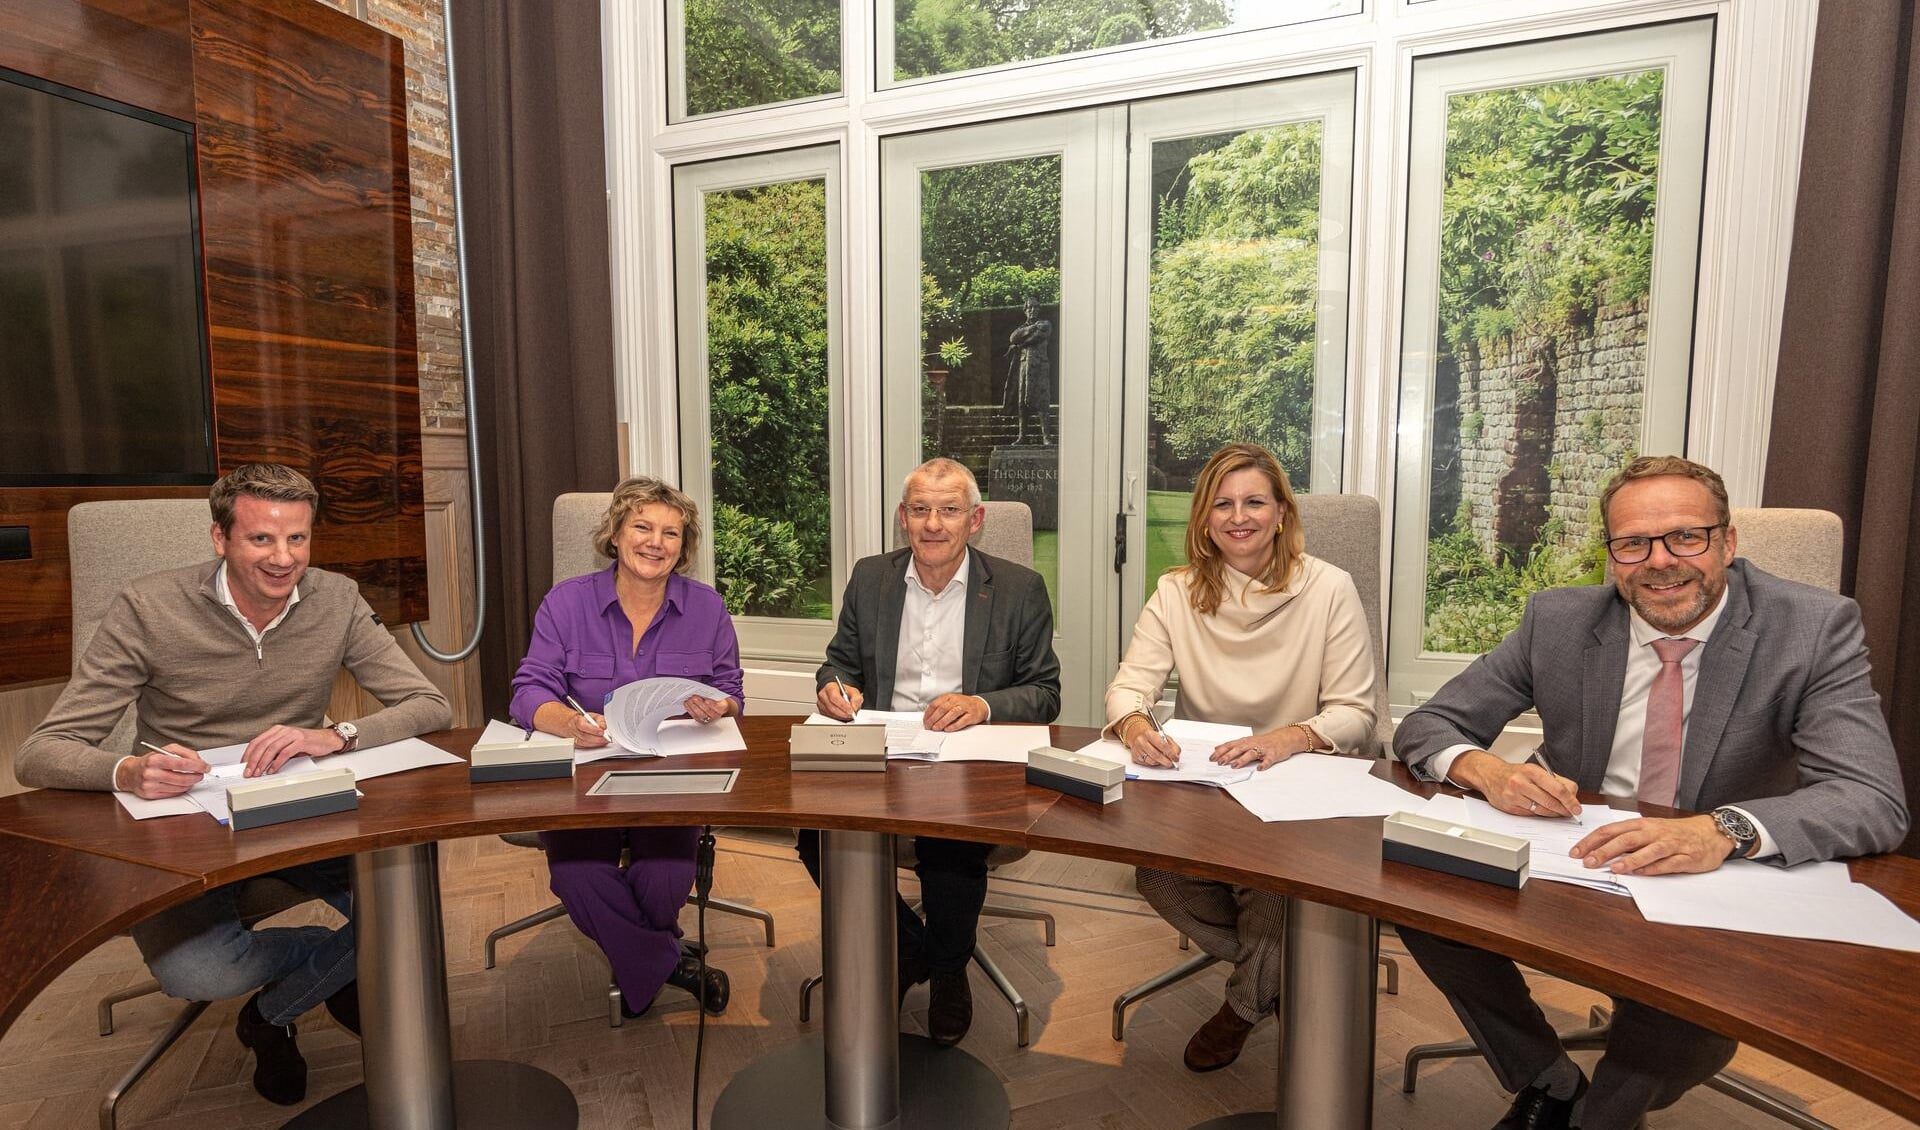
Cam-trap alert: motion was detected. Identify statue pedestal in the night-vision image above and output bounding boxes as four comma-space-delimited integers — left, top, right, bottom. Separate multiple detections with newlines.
987, 445, 1058, 530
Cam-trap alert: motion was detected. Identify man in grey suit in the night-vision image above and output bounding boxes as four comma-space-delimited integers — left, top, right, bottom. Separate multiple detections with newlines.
1396, 455, 1907, 1130
800, 457, 1061, 1046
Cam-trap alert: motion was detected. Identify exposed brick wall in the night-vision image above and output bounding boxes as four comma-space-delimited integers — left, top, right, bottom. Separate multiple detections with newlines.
1445, 299, 1646, 558
321, 0, 465, 429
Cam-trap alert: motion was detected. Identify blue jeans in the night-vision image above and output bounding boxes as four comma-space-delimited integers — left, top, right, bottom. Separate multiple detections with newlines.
131, 858, 356, 1027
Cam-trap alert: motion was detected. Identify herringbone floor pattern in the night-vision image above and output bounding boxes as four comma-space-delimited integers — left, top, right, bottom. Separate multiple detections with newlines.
0, 830, 1908, 1129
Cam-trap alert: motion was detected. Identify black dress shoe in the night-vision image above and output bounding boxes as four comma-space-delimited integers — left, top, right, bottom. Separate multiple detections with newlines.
235, 993, 307, 1106
665, 953, 730, 1015
1494, 1072, 1587, 1130
324, 982, 360, 1036
927, 970, 972, 1047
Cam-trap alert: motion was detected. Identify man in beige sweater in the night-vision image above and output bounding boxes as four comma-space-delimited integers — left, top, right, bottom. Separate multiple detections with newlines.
16, 463, 450, 1105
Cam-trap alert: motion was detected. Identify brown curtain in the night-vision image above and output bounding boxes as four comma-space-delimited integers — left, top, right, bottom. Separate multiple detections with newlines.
1766, 0, 1920, 854
450, 0, 620, 717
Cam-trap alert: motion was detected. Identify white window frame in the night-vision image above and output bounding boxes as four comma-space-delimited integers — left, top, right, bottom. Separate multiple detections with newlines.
1388, 18, 1715, 706
665, 0, 850, 123
604, 0, 1820, 707
671, 145, 849, 663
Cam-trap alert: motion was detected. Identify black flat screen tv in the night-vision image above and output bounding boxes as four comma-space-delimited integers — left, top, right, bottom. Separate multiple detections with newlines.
0, 66, 215, 487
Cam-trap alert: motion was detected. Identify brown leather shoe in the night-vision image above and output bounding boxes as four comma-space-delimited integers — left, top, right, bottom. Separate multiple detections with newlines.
927, 970, 972, 1046
1183, 1002, 1257, 1072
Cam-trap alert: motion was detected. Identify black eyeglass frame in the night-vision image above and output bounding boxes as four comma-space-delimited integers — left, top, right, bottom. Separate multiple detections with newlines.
1604, 523, 1727, 565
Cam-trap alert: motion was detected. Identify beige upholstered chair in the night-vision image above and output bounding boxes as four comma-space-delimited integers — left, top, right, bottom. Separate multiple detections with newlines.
482, 492, 776, 1027
1110, 492, 1401, 1042
1402, 507, 1845, 1130
69, 500, 317, 1130
800, 500, 1058, 1046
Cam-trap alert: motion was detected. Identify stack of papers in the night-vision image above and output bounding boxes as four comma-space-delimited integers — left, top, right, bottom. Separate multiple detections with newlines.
114, 737, 463, 823
603, 678, 736, 757
801, 712, 1048, 763
1223, 754, 1423, 823
1069, 717, 1258, 788
1416, 794, 1640, 896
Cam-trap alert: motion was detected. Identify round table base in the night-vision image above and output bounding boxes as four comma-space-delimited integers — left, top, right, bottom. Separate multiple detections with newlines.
283, 1060, 577, 1129
1187, 1114, 1276, 1129
712, 1033, 1008, 1129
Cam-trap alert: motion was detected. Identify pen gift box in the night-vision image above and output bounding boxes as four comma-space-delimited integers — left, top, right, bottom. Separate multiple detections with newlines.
1026, 746, 1124, 804
227, 767, 358, 831
1382, 810, 1529, 889
790, 724, 887, 771
469, 731, 576, 783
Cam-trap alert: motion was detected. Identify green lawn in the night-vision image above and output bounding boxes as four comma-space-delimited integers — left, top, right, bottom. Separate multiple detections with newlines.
1144, 490, 1190, 591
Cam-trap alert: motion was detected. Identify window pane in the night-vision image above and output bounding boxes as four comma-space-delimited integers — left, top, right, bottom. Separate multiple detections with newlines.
1144, 120, 1325, 591
917, 156, 1062, 612
890, 0, 1357, 83
705, 179, 833, 618
681, 0, 840, 118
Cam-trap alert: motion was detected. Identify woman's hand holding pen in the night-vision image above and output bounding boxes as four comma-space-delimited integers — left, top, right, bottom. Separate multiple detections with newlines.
1120, 713, 1179, 768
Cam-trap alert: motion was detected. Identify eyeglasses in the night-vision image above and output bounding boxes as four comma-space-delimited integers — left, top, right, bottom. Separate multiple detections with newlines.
904, 504, 970, 522
1604, 524, 1724, 565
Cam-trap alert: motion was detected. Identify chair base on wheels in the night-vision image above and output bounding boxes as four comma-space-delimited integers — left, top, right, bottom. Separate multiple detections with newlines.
1402, 1005, 1838, 1130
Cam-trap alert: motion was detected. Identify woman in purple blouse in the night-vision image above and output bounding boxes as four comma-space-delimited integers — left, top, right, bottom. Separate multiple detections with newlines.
510, 478, 742, 1017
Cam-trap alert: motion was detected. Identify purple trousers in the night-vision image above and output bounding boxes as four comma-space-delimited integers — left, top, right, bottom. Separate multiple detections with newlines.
540, 826, 699, 1007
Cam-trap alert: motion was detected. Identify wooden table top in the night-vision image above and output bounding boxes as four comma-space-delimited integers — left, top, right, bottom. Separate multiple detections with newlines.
1, 717, 1916, 1119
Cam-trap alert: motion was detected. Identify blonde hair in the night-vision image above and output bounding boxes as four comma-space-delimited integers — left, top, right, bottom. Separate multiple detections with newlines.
209, 464, 319, 534
1178, 443, 1305, 616
591, 478, 701, 573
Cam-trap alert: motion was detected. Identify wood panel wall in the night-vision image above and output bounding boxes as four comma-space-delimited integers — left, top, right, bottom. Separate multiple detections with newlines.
0, 0, 427, 686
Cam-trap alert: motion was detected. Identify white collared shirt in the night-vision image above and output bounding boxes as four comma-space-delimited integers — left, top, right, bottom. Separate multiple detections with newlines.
1432, 586, 1775, 857
890, 550, 971, 713
215, 561, 301, 645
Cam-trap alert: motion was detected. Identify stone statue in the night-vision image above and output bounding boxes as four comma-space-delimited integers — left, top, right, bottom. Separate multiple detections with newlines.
1001, 296, 1053, 446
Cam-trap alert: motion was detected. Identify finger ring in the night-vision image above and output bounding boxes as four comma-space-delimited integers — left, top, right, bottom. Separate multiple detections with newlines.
1528, 802, 1538, 812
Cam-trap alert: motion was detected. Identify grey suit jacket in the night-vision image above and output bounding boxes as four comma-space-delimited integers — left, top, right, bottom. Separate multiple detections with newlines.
817, 547, 1061, 724
1395, 559, 1907, 865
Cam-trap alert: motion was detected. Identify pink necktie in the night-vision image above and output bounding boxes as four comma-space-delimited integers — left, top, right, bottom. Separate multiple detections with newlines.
1637, 637, 1700, 809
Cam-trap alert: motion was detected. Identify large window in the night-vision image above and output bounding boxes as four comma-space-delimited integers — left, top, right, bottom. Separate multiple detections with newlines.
673, 147, 845, 658
1389, 21, 1715, 704
610, 1, 1816, 719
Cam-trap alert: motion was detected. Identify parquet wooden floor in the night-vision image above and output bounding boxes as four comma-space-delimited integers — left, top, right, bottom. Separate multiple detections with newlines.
0, 829, 1909, 1129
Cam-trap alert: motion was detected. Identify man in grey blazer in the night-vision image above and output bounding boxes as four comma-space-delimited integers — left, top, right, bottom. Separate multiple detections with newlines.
1396, 455, 1906, 1130
799, 457, 1061, 1046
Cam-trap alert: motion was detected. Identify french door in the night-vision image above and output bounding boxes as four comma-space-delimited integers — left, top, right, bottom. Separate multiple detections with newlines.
881, 73, 1357, 725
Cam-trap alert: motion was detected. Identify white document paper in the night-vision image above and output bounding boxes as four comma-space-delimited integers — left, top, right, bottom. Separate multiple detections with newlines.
1223, 754, 1424, 823
801, 711, 1040, 762
1069, 736, 1254, 788
1621, 860, 1920, 952
112, 792, 201, 820
603, 677, 731, 753
576, 716, 746, 764
939, 724, 1050, 763
1423, 794, 1642, 896
475, 718, 534, 746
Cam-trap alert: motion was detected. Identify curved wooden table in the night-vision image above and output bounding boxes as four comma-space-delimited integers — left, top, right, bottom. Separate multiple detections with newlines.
0, 717, 1915, 1127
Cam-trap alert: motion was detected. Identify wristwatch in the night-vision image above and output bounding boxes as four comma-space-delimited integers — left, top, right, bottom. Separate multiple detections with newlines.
1710, 807, 1759, 858
330, 721, 360, 754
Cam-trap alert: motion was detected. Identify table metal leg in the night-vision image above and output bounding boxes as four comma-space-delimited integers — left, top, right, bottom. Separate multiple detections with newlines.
1189, 900, 1377, 1130
286, 843, 577, 1129
714, 830, 1007, 1130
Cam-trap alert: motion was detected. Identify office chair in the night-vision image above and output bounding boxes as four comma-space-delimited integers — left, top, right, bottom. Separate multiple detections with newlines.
799, 500, 1058, 1048
482, 492, 776, 1026
68, 500, 339, 1130
1110, 492, 1401, 1042
1401, 507, 1845, 1130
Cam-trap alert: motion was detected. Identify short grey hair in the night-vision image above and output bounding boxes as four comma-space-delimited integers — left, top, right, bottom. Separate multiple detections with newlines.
901, 457, 981, 508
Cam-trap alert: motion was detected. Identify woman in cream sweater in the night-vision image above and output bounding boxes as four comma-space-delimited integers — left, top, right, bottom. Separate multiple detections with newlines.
1105, 442, 1377, 1072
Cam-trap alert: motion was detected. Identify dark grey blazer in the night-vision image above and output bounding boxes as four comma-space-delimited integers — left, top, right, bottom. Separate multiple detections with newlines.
817, 547, 1061, 724
1395, 559, 1907, 865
